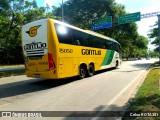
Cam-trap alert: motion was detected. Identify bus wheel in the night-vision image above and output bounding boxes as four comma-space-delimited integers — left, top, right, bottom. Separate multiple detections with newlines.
115, 61, 119, 68
88, 64, 94, 77
79, 65, 86, 79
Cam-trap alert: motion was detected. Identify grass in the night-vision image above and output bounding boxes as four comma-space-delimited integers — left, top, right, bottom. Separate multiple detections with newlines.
123, 61, 160, 120
0, 69, 25, 78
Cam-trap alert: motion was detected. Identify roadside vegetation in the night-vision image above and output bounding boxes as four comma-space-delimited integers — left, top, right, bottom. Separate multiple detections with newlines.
148, 21, 160, 53
0, 69, 25, 78
0, 0, 59, 65
0, 0, 154, 65
0, 64, 24, 68
123, 61, 160, 120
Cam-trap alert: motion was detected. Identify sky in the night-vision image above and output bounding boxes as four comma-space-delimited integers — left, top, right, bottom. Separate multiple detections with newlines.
33, 0, 67, 7
116, 0, 160, 49
32, 0, 160, 49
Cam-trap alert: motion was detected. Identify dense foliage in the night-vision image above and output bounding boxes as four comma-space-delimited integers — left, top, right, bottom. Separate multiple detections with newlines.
0, 0, 58, 64
148, 22, 159, 52
0, 0, 148, 64
54, 0, 148, 59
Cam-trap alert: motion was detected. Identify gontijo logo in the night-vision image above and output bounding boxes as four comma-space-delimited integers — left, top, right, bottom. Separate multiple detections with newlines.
26, 25, 41, 37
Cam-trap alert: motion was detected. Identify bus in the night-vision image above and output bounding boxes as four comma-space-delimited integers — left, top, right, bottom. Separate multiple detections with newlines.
21, 19, 122, 79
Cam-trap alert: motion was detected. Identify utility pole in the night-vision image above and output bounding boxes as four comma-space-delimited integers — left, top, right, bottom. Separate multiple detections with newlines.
46, 3, 50, 14
62, 0, 64, 21
158, 15, 160, 62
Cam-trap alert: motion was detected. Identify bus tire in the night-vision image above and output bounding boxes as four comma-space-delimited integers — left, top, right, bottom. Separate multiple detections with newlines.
87, 64, 94, 77
79, 65, 87, 79
115, 61, 119, 68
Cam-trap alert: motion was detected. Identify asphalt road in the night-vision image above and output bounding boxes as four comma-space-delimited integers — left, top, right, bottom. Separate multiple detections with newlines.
0, 65, 24, 71
0, 59, 158, 120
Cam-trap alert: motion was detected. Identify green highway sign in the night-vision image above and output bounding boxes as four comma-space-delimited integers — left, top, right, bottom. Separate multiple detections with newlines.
92, 16, 112, 26
92, 16, 112, 30
118, 12, 141, 25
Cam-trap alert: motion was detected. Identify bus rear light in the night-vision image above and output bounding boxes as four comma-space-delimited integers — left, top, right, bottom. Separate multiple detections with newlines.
48, 53, 55, 70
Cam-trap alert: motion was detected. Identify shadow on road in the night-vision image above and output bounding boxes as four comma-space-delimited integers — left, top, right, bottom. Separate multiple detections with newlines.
94, 67, 115, 75
0, 68, 116, 98
57, 104, 128, 120
130, 63, 152, 70
113, 62, 152, 73
0, 77, 77, 98
113, 69, 145, 73
62, 94, 160, 120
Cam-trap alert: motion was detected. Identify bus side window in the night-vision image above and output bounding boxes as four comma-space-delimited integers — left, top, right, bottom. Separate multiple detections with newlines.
118, 44, 122, 53
105, 40, 111, 49
86, 35, 93, 47
115, 43, 120, 52
112, 42, 116, 51
55, 24, 73, 44
74, 40, 81, 45
102, 40, 107, 49
93, 37, 103, 48
72, 29, 86, 46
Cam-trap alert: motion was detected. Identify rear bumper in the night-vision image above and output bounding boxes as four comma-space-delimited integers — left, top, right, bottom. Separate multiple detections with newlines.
26, 69, 58, 79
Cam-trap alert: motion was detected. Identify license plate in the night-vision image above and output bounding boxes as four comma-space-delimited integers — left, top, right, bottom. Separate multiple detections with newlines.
34, 74, 40, 78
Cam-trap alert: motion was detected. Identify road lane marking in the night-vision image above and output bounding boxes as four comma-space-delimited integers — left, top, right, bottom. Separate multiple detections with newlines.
92, 64, 151, 119
0, 103, 10, 108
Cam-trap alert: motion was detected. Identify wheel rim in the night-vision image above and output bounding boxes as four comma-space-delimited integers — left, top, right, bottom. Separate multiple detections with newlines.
80, 68, 85, 77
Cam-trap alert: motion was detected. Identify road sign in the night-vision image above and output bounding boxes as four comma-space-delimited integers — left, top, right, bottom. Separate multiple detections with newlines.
91, 16, 112, 30
91, 24, 112, 30
118, 12, 141, 25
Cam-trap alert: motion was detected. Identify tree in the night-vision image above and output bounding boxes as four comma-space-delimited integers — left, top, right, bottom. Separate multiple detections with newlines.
148, 22, 159, 52
54, 0, 121, 28
149, 51, 159, 58
54, 0, 148, 60
0, 0, 58, 64
0, 0, 37, 64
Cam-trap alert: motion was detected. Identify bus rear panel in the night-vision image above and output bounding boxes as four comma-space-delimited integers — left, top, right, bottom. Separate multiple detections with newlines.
22, 19, 58, 79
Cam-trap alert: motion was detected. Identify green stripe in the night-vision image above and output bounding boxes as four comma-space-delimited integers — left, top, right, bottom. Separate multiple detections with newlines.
101, 50, 115, 66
